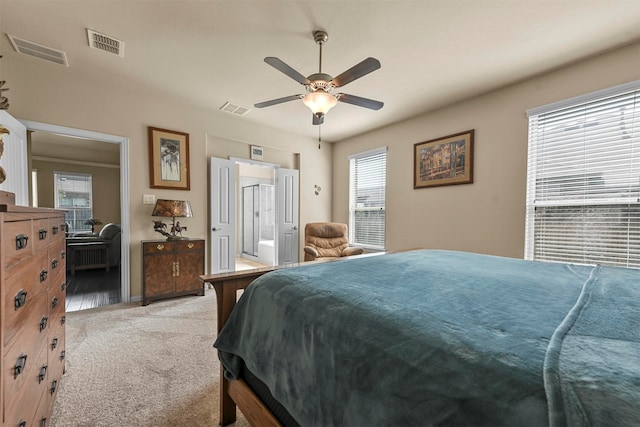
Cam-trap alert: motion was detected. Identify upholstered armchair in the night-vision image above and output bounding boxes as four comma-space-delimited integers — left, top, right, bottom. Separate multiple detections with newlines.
303, 222, 364, 261
66, 223, 121, 274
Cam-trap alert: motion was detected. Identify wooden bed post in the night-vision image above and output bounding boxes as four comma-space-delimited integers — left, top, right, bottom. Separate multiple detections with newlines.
201, 268, 276, 426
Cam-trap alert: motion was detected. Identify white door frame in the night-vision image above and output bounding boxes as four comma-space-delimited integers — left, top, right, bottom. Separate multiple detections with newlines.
20, 120, 131, 303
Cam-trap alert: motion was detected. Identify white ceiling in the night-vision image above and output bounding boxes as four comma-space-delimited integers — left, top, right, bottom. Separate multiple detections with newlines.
2, 0, 639, 143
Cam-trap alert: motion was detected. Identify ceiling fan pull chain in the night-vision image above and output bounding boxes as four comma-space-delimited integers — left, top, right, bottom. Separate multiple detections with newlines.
318, 126, 322, 150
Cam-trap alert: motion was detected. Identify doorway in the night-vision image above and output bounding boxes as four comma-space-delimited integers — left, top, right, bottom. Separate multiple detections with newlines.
21, 120, 130, 309
210, 156, 299, 274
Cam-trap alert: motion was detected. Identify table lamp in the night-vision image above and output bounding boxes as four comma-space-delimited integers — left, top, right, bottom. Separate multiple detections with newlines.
151, 199, 192, 240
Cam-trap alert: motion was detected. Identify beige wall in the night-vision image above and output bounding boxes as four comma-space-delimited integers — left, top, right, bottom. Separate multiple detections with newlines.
333, 41, 640, 258
4, 59, 332, 299
32, 159, 121, 232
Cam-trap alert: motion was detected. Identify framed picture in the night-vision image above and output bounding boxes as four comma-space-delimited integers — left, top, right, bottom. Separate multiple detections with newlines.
414, 130, 474, 189
250, 145, 264, 161
148, 126, 190, 190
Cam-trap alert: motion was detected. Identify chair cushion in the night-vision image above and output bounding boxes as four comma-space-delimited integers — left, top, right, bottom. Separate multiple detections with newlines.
99, 223, 121, 240
305, 222, 349, 258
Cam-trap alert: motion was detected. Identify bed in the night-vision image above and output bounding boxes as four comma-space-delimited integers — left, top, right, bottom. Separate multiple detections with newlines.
211, 250, 640, 426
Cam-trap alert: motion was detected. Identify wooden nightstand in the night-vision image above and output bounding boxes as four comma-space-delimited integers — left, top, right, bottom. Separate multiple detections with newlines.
142, 239, 205, 305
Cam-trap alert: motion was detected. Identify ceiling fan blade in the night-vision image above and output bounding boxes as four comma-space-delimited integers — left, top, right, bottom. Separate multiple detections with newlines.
312, 114, 325, 125
264, 57, 310, 85
332, 57, 381, 88
337, 93, 384, 110
254, 94, 302, 108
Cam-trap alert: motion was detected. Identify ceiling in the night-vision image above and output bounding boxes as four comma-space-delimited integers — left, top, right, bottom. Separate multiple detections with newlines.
1, 1, 639, 143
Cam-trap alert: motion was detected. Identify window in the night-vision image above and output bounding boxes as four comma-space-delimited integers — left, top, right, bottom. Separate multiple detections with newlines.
54, 172, 93, 232
525, 81, 640, 268
349, 147, 387, 249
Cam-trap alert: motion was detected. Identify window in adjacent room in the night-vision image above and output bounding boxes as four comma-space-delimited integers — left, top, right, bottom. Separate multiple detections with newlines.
54, 171, 93, 233
349, 147, 387, 249
525, 80, 640, 268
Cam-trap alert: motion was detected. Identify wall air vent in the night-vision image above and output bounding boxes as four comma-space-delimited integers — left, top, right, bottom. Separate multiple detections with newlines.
8, 35, 69, 66
220, 102, 250, 116
87, 29, 124, 57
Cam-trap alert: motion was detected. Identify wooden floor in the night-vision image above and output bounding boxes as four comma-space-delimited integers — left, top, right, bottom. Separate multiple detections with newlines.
65, 268, 121, 312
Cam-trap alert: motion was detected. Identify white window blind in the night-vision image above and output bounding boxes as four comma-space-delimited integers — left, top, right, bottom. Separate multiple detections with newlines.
54, 172, 94, 232
349, 147, 387, 249
525, 81, 640, 268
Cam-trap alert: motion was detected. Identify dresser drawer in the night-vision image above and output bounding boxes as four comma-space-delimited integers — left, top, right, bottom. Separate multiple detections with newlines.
49, 216, 66, 241
3, 219, 34, 266
4, 342, 48, 427
48, 238, 67, 283
4, 273, 50, 349
176, 239, 205, 252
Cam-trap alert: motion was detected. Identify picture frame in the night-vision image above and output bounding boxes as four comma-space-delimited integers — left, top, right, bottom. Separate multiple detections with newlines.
148, 126, 190, 190
250, 145, 264, 161
414, 129, 474, 189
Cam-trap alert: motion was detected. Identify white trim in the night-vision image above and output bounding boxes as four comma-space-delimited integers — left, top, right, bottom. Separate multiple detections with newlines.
526, 79, 640, 117
348, 146, 387, 160
229, 156, 279, 169
33, 155, 120, 169
20, 120, 131, 303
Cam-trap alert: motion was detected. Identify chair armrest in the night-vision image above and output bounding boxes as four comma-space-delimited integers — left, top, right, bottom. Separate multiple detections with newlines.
303, 246, 319, 259
342, 246, 364, 257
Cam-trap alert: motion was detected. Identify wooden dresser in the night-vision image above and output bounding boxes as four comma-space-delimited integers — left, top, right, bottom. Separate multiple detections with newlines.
142, 239, 205, 305
1, 194, 67, 427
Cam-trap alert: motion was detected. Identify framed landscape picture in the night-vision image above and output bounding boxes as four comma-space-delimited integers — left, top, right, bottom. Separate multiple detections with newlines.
414, 129, 474, 189
148, 126, 190, 190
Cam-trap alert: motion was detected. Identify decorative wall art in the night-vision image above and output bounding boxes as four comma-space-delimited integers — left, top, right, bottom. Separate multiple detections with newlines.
414, 130, 474, 189
148, 126, 190, 190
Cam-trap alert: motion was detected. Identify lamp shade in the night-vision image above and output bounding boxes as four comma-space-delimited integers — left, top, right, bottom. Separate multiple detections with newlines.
151, 199, 193, 218
302, 91, 338, 115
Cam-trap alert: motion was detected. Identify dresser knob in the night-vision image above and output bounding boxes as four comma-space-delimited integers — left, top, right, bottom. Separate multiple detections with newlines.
40, 269, 48, 282
14, 354, 27, 379
52, 258, 58, 269
51, 297, 58, 309
15, 234, 29, 250
39, 316, 49, 332
51, 337, 58, 350
50, 380, 58, 395
39, 417, 47, 427
39, 228, 47, 240
18, 420, 26, 427
156, 244, 165, 251
14, 289, 28, 310
52, 225, 59, 235
187, 242, 194, 249
39, 365, 48, 383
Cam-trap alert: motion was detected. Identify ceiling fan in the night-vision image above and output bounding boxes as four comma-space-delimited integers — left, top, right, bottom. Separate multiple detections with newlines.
254, 30, 383, 125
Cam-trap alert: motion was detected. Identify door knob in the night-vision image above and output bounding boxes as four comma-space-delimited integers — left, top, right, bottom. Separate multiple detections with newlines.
212, 227, 218, 231
292, 226, 298, 230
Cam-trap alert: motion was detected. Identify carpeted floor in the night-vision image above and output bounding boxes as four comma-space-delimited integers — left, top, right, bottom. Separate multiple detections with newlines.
51, 288, 249, 427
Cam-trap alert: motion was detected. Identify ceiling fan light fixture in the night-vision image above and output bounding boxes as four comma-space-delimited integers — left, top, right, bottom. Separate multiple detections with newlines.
303, 91, 338, 116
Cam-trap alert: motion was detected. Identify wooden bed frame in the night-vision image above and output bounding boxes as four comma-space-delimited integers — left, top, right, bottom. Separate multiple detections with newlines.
201, 266, 285, 426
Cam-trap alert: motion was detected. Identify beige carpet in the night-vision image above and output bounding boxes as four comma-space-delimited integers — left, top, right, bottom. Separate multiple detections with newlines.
51, 289, 249, 427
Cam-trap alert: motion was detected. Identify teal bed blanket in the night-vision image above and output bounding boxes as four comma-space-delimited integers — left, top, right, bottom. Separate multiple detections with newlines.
214, 250, 640, 426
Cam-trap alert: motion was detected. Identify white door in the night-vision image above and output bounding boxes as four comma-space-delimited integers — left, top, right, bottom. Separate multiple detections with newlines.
209, 157, 236, 273
0, 111, 28, 205
276, 167, 299, 264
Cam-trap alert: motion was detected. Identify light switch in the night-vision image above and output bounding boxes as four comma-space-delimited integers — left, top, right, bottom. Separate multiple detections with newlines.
143, 194, 156, 205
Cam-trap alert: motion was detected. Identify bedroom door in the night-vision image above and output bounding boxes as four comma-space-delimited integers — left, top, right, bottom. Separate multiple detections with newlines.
276, 167, 299, 264
0, 111, 28, 205
209, 157, 236, 273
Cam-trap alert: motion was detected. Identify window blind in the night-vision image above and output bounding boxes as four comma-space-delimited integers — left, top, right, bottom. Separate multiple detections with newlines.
54, 172, 94, 232
525, 81, 640, 268
349, 147, 387, 249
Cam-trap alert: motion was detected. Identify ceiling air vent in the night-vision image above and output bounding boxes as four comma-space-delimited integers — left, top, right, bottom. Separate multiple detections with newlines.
8, 35, 69, 66
220, 102, 250, 116
87, 29, 124, 57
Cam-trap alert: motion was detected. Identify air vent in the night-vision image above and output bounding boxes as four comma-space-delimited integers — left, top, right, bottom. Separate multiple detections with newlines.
8, 35, 68, 66
87, 29, 124, 57
220, 102, 250, 116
